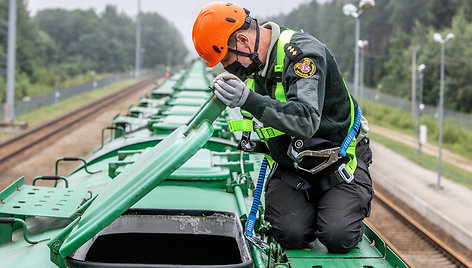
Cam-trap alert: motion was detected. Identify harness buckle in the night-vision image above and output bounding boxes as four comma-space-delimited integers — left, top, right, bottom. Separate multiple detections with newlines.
253, 123, 270, 142
238, 131, 257, 152
336, 163, 354, 183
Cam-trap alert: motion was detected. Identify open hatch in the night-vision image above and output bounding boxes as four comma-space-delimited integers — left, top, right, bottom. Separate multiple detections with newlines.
66, 209, 252, 267
46, 96, 253, 267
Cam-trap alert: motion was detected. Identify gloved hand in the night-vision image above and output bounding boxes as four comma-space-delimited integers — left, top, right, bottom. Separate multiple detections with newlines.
211, 72, 250, 108
211, 71, 237, 88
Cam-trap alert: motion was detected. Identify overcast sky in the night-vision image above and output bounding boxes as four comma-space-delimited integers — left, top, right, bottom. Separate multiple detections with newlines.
27, 0, 312, 57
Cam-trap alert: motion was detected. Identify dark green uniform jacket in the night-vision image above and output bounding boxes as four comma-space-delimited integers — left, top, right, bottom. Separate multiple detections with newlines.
240, 26, 359, 171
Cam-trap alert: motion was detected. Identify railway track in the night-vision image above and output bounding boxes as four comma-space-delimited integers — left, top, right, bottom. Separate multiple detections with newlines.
367, 185, 472, 268
0, 76, 159, 170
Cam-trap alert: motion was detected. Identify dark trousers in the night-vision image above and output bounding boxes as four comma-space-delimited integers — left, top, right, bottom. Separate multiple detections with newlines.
264, 138, 374, 253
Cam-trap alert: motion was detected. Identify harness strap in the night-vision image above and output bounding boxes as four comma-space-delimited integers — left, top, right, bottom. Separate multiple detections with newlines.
342, 79, 358, 175
228, 119, 253, 132
273, 30, 296, 102
228, 120, 285, 140
255, 127, 285, 140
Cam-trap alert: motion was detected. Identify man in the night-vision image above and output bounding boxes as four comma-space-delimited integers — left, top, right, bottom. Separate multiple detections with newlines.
192, 2, 373, 253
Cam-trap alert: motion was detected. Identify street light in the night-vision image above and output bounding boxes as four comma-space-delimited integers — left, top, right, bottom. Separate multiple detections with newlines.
433, 32, 454, 190
343, 0, 375, 99
358, 40, 368, 111
135, 0, 141, 78
4, 0, 17, 123
417, 63, 425, 154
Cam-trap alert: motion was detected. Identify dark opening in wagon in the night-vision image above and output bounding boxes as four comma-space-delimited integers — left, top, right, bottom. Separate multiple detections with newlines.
66, 209, 253, 268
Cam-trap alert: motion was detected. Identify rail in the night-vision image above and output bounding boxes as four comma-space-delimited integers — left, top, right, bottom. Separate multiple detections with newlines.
0, 76, 159, 169
367, 189, 472, 267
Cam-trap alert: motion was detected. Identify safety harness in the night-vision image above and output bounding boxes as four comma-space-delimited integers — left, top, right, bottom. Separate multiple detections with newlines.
228, 29, 361, 182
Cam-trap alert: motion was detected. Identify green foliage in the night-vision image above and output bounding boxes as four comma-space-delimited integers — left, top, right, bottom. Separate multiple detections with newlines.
140, 13, 187, 69
270, 0, 472, 114
0, 1, 187, 102
378, 29, 411, 99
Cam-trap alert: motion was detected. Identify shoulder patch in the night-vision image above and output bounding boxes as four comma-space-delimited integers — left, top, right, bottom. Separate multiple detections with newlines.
284, 43, 303, 61
294, 57, 316, 78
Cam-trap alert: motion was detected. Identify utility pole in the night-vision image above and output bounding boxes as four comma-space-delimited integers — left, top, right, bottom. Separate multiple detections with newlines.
354, 16, 360, 99
417, 64, 425, 154
437, 41, 445, 190
135, 0, 141, 78
4, 0, 17, 122
358, 40, 368, 111
342, 0, 375, 99
433, 32, 454, 190
410, 45, 419, 123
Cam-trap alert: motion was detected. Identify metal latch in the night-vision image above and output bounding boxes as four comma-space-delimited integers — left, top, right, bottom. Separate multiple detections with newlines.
336, 163, 354, 183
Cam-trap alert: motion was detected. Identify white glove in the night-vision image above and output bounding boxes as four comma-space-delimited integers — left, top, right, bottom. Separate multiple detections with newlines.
212, 72, 250, 108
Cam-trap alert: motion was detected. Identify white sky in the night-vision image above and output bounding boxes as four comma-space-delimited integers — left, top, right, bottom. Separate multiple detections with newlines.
26, 0, 312, 57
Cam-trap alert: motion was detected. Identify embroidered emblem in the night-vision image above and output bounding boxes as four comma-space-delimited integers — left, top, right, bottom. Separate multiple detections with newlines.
294, 58, 316, 78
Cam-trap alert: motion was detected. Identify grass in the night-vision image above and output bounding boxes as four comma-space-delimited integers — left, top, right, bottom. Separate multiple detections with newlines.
0, 78, 141, 141
15, 78, 140, 127
363, 99, 472, 160
369, 131, 472, 190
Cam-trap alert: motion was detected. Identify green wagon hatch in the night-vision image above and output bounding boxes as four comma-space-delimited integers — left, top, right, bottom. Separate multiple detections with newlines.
47, 96, 227, 267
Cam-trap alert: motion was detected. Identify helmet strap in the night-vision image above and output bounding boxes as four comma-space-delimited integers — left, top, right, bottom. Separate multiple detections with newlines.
227, 18, 263, 72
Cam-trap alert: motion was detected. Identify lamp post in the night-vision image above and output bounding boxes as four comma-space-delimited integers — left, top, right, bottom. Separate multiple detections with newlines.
417, 64, 425, 154
4, 0, 17, 122
358, 40, 368, 111
135, 0, 141, 78
343, 0, 375, 99
433, 32, 454, 190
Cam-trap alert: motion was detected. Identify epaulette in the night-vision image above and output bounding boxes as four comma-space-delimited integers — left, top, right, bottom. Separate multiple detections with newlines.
284, 43, 303, 61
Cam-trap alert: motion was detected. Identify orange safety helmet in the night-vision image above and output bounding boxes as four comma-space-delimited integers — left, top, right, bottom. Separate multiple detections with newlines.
192, 2, 250, 67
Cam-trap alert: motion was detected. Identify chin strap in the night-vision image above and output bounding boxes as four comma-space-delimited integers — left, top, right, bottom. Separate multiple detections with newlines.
227, 18, 264, 71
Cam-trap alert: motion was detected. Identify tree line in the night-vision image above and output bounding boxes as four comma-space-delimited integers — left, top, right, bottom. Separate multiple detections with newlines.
0, 1, 187, 102
270, 0, 472, 113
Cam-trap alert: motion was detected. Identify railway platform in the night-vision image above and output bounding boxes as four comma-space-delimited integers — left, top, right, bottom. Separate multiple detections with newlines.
370, 141, 472, 251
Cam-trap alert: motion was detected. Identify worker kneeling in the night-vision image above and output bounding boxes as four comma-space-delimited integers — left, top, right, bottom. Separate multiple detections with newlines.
192, 2, 373, 253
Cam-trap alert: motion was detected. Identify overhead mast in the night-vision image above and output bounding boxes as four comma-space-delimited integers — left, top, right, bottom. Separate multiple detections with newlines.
135, 0, 141, 78
4, 0, 17, 122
